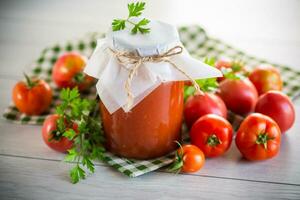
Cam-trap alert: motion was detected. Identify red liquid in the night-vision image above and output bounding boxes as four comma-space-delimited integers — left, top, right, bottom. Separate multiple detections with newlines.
100, 81, 184, 159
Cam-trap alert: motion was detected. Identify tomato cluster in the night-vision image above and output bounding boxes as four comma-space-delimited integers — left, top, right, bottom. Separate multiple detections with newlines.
12, 53, 296, 173
12, 52, 94, 152
177, 59, 295, 174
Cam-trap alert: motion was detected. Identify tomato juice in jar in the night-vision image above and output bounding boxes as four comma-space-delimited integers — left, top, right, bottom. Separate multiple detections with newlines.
84, 19, 221, 160
100, 81, 184, 159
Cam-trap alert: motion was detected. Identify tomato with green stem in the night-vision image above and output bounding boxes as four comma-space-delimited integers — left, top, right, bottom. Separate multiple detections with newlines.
42, 114, 77, 153
189, 114, 233, 157
12, 74, 52, 115
235, 113, 281, 161
52, 52, 94, 91
183, 57, 226, 128
168, 143, 205, 173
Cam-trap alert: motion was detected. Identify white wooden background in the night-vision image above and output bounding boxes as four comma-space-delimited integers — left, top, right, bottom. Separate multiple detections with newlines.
0, 0, 300, 199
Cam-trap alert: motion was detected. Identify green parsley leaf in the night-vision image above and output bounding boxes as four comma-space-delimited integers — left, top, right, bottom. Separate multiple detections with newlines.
112, 2, 150, 34
69, 88, 80, 101
112, 19, 126, 31
196, 78, 219, 92
128, 2, 145, 17
56, 116, 66, 133
194, 57, 219, 92
59, 88, 70, 101
183, 57, 219, 100
184, 85, 196, 101
131, 18, 150, 34
82, 157, 95, 173
91, 146, 105, 160
197, 57, 219, 92
221, 68, 245, 80
203, 57, 216, 67
64, 148, 78, 162
70, 164, 85, 184
55, 105, 64, 115
59, 88, 80, 102
63, 129, 77, 140
78, 119, 88, 133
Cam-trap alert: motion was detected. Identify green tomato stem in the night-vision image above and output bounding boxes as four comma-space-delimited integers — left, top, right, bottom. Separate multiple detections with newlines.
206, 134, 222, 147
167, 141, 184, 173
24, 73, 37, 88
73, 72, 85, 84
255, 133, 274, 149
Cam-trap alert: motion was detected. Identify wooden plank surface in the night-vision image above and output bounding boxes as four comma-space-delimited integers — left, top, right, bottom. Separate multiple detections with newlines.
1, 0, 300, 199
1, 155, 300, 200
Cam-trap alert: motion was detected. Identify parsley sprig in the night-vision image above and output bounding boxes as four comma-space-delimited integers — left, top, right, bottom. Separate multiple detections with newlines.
184, 57, 219, 101
112, 2, 150, 34
54, 88, 105, 184
221, 68, 246, 80
219, 59, 248, 80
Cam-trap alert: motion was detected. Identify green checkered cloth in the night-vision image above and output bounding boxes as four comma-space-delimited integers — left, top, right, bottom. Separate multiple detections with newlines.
102, 152, 174, 177
3, 26, 300, 177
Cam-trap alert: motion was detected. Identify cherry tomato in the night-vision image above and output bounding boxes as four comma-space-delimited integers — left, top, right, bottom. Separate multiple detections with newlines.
42, 114, 76, 153
12, 75, 52, 115
190, 114, 233, 157
235, 113, 281, 161
249, 64, 283, 95
184, 93, 227, 128
215, 59, 248, 82
178, 144, 205, 173
52, 52, 94, 91
218, 78, 258, 115
255, 91, 295, 133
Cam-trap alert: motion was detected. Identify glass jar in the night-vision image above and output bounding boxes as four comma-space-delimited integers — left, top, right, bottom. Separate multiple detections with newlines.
100, 81, 184, 159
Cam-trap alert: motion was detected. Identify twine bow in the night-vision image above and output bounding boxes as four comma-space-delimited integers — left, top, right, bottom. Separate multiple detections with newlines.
109, 46, 202, 110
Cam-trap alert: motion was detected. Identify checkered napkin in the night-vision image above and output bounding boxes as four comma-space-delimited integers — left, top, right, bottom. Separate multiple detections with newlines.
3, 26, 300, 177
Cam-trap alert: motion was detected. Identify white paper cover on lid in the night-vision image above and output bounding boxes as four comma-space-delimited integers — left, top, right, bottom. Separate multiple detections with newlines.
84, 18, 222, 114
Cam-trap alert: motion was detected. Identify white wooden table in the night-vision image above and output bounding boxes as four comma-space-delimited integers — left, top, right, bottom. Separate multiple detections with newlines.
0, 0, 300, 199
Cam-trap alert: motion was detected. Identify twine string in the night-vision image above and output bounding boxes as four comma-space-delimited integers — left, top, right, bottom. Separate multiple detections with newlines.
109, 46, 202, 110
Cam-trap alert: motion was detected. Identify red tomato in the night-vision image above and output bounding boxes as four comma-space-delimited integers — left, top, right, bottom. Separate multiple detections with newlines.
218, 78, 258, 115
184, 93, 227, 128
215, 59, 233, 69
177, 144, 205, 173
12, 76, 52, 115
42, 114, 76, 153
249, 64, 283, 95
255, 91, 295, 133
235, 113, 281, 161
190, 114, 233, 157
52, 52, 94, 91
215, 59, 247, 82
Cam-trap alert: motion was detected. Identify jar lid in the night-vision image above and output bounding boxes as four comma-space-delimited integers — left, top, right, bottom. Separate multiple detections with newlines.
106, 18, 180, 56
85, 20, 222, 113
